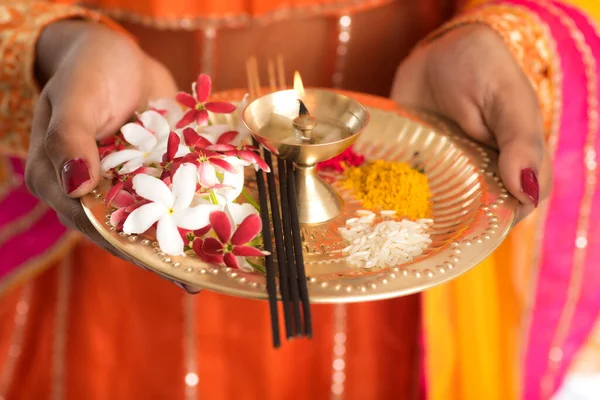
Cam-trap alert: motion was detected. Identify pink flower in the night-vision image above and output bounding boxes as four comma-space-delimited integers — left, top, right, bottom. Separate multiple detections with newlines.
175, 74, 237, 129
199, 211, 268, 270
210, 143, 270, 173
182, 127, 212, 150
181, 150, 237, 189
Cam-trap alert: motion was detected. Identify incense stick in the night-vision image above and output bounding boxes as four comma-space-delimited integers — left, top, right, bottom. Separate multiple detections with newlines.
252, 140, 281, 348
246, 57, 288, 344
277, 157, 303, 335
246, 55, 313, 342
285, 160, 312, 337
264, 153, 294, 338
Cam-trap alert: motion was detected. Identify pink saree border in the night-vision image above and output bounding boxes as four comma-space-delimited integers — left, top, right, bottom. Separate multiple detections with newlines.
502, 1, 596, 398
543, 1, 600, 396
0, 157, 72, 290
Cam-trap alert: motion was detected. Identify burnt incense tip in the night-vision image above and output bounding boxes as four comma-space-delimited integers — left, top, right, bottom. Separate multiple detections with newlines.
298, 99, 309, 117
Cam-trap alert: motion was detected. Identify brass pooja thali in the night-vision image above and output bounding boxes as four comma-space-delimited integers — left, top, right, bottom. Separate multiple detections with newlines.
82, 89, 517, 303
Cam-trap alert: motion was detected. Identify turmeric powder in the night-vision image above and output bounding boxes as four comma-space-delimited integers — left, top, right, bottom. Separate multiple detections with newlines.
342, 160, 431, 220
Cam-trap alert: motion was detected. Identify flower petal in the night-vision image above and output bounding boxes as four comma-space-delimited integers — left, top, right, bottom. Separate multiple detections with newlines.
166, 132, 180, 161
176, 109, 199, 129
216, 130, 239, 145
146, 144, 168, 164
238, 150, 270, 172
226, 203, 259, 225
174, 203, 222, 230
217, 166, 245, 203
172, 163, 200, 212
206, 144, 236, 152
205, 101, 237, 114
223, 253, 239, 269
132, 174, 174, 207
232, 245, 268, 257
196, 109, 209, 126
183, 127, 210, 148
105, 181, 124, 207
209, 210, 233, 243
101, 149, 142, 172
210, 157, 237, 174
175, 92, 197, 109
156, 215, 185, 256
139, 110, 171, 140
175, 145, 191, 158
195, 74, 211, 103
193, 240, 224, 264
119, 157, 145, 175
199, 124, 229, 140
149, 98, 184, 129
112, 190, 135, 208
123, 202, 167, 234
121, 123, 155, 147
236, 256, 254, 273
197, 162, 218, 188
110, 207, 129, 230
193, 225, 212, 238
230, 214, 262, 246
202, 237, 224, 255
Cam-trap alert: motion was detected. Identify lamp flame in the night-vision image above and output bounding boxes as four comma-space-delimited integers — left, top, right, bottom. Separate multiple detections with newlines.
293, 71, 305, 98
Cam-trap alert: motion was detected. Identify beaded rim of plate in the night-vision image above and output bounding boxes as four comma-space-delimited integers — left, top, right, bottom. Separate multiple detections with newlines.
82, 103, 517, 303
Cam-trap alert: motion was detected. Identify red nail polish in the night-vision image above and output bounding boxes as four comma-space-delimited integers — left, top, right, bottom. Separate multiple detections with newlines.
61, 158, 90, 194
521, 168, 539, 207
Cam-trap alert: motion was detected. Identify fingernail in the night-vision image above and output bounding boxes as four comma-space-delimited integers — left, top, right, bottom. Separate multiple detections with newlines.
61, 158, 90, 194
521, 168, 539, 207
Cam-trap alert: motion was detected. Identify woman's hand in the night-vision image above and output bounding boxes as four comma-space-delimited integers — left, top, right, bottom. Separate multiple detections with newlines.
392, 25, 552, 223
25, 20, 200, 293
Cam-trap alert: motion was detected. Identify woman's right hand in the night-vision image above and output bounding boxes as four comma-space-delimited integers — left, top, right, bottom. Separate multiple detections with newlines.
25, 20, 200, 292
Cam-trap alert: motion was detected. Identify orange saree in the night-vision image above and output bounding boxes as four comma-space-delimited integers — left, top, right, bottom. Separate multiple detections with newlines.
6, 0, 600, 399
0, 1, 445, 399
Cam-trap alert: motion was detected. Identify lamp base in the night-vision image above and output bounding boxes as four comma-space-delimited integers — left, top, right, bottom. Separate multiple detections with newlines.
295, 165, 344, 225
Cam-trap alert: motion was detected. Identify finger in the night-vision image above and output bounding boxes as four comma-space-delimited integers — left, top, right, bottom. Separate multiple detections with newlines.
40, 81, 103, 198
43, 72, 135, 199
484, 79, 544, 208
515, 146, 553, 223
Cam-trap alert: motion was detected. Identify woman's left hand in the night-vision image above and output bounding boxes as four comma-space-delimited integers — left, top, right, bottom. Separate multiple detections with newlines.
391, 24, 552, 223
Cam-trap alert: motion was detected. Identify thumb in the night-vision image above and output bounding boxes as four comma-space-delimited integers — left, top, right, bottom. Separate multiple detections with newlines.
484, 82, 544, 208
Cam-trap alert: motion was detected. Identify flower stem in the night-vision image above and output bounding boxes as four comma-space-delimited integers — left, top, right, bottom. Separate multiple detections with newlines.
209, 190, 219, 205
246, 259, 267, 275
241, 189, 260, 211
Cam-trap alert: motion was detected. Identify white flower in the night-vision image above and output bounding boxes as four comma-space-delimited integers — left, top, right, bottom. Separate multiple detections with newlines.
101, 110, 188, 175
226, 202, 259, 224
149, 98, 184, 130
197, 124, 231, 144
214, 157, 247, 203
123, 163, 221, 256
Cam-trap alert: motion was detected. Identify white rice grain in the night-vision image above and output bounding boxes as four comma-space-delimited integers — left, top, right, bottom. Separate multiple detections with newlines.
339, 212, 434, 269
380, 210, 397, 216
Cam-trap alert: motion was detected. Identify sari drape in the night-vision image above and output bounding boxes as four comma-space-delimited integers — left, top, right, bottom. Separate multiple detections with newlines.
1, 0, 600, 398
